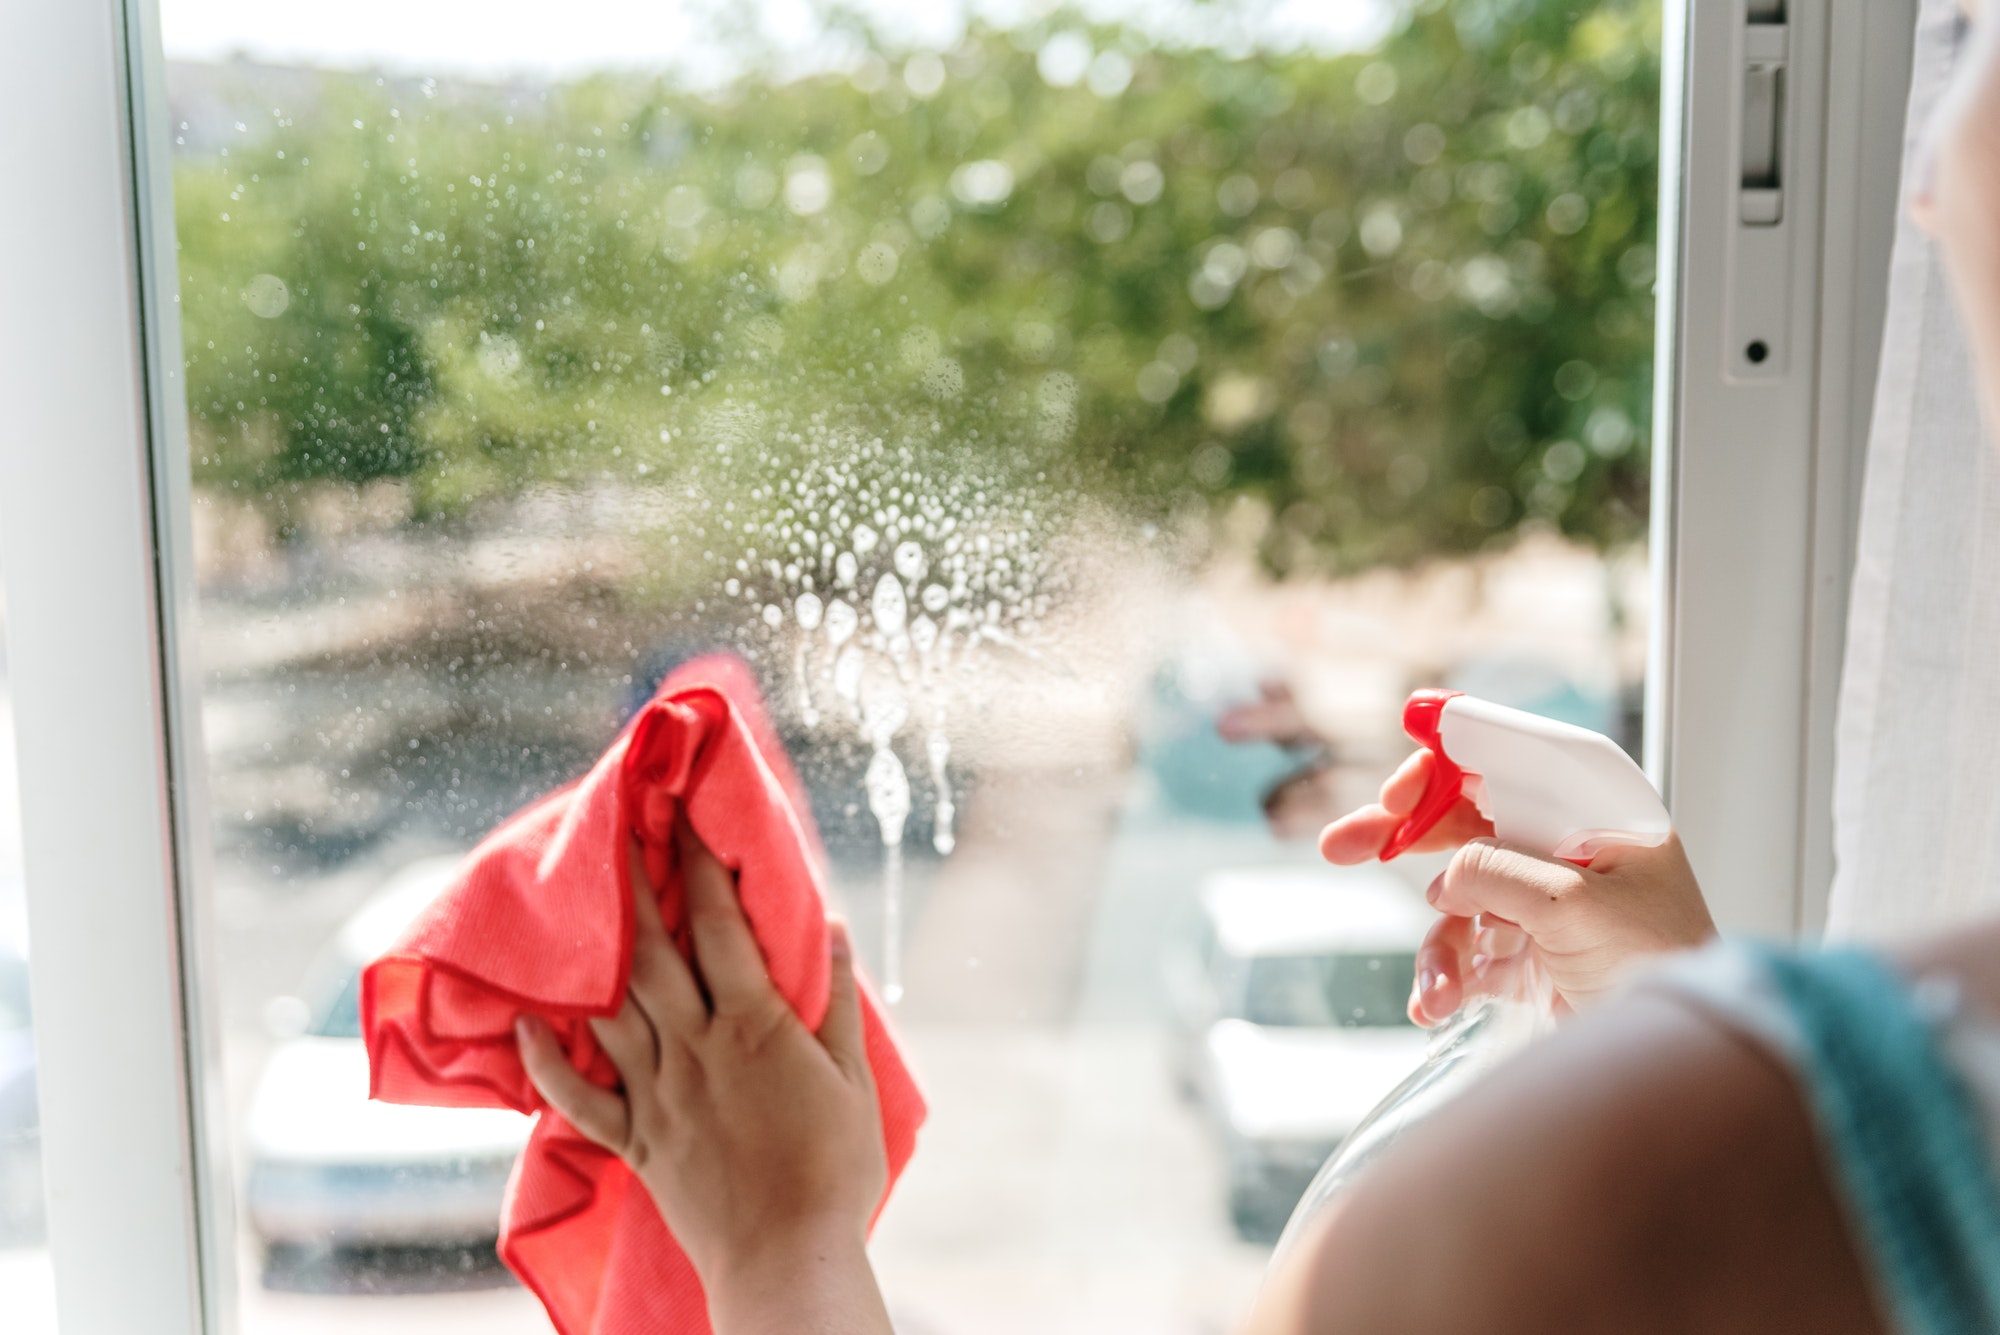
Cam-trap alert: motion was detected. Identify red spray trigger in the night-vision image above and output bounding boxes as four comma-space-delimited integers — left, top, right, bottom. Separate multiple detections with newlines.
1378, 689, 1465, 861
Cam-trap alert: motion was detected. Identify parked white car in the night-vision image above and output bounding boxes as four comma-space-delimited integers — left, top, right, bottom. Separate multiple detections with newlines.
245, 857, 533, 1252
1167, 863, 1433, 1239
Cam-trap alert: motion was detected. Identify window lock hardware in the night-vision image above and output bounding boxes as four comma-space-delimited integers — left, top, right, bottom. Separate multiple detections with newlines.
1740, 9, 1789, 226
1723, 0, 1800, 382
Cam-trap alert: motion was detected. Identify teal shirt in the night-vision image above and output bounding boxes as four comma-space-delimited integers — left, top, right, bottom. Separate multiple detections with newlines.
1749, 943, 2000, 1335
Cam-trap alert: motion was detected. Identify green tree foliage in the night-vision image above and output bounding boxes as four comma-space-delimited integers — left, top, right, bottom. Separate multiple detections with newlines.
175, 0, 1659, 573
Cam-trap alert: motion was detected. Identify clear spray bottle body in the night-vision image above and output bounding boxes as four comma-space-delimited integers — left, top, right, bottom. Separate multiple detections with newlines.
1273, 944, 1555, 1259
1271, 691, 1669, 1261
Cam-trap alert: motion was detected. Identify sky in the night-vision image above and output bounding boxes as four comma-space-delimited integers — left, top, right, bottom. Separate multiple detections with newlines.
160, 0, 1393, 83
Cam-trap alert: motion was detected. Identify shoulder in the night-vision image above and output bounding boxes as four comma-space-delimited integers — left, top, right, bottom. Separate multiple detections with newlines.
1246, 990, 1883, 1335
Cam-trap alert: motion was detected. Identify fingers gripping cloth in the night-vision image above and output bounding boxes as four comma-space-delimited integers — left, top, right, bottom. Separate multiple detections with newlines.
360, 654, 927, 1335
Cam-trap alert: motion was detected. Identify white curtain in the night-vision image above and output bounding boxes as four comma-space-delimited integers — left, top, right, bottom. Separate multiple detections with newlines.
1826, 0, 1999, 938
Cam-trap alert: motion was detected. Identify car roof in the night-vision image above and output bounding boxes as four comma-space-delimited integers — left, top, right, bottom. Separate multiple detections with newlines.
1199, 863, 1432, 957
335, 855, 467, 962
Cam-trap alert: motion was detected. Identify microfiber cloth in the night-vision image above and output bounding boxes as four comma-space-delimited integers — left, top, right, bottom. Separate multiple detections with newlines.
361, 653, 926, 1335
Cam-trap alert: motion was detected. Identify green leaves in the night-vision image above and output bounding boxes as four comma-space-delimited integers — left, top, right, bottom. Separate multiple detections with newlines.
177, 0, 1659, 571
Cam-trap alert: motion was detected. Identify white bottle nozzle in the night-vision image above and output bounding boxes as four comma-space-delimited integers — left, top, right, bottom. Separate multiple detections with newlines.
1383, 690, 1668, 863
1438, 695, 1669, 860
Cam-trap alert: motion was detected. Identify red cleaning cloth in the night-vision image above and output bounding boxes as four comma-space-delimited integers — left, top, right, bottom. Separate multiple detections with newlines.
361, 653, 926, 1335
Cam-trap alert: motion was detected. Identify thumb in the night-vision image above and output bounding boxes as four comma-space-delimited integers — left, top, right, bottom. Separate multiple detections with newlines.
816, 918, 872, 1080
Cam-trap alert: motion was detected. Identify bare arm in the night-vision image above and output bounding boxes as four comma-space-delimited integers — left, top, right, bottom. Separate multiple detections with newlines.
1246, 991, 1885, 1335
703, 1224, 892, 1335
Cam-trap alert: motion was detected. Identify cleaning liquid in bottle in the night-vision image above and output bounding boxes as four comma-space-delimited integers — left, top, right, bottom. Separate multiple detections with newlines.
1272, 689, 1671, 1259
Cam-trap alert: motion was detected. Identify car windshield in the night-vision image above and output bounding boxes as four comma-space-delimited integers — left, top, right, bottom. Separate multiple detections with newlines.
1241, 952, 1416, 1028
315, 968, 362, 1039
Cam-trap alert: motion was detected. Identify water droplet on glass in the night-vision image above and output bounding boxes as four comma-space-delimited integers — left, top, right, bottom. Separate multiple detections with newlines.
825, 599, 858, 647
794, 640, 820, 730
921, 583, 950, 613
833, 644, 864, 703
861, 673, 908, 749
241, 273, 291, 319
795, 591, 824, 629
866, 743, 911, 1004
871, 572, 907, 637
894, 540, 926, 581
927, 728, 956, 855
865, 742, 911, 844
852, 524, 879, 555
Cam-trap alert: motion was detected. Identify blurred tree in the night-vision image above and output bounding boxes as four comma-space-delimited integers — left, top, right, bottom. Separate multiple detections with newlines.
175, 0, 1659, 573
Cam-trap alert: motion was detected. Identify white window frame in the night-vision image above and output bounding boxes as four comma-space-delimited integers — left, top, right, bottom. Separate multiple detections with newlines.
0, 3, 230, 1333
1652, 0, 1916, 937
0, 0, 1918, 1328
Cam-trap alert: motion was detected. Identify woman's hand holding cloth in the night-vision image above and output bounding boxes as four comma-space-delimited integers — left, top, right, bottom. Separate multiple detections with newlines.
361, 656, 924, 1335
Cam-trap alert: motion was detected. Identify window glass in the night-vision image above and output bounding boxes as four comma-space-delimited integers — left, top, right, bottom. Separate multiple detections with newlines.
313, 971, 363, 1042
0, 554, 55, 1333
159, 0, 1659, 1322
1242, 953, 1417, 1029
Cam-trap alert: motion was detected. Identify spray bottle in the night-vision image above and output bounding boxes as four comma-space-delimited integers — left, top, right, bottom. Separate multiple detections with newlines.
1272, 688, 1671, 1257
